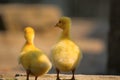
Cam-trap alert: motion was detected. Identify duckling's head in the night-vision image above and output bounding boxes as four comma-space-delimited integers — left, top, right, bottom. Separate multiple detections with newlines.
24, 27, 35, 43
55, 17, 71, 30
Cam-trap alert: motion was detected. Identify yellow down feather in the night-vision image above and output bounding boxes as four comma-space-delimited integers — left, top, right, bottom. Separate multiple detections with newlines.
19, 27, 52, 80
51, 17, 82, 72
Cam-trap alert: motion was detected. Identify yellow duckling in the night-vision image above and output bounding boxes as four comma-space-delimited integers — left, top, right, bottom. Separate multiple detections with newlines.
51, 17, 82, 80
19, 27, 52, 80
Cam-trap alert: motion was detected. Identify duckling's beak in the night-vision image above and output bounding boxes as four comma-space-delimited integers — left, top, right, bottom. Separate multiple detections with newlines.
55, 23, 58, 27
54, 22, 59, 27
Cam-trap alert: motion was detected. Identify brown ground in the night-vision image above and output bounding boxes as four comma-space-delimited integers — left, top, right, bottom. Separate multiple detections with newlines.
1, 74, 120, 80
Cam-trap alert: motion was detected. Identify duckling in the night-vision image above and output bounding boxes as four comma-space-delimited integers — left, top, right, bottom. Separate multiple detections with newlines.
51, 17, 82, 80
19, 27, 52, 80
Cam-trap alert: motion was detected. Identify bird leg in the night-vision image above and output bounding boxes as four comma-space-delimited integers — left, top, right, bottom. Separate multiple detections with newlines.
35, 76, 38, 80
26, 70, 30, 80
56, 68, 60, 80
71, 68, 75, 80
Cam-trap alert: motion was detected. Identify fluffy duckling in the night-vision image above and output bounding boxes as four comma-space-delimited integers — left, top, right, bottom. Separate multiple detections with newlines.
51, 17, 82, 80
19, 27, 52, 80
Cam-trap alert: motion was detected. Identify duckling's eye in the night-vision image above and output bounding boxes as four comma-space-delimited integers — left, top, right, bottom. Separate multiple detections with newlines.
59, 21, 62, 23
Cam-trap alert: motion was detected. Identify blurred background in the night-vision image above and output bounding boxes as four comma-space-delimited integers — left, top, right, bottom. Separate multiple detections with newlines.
0, 0, 119, 76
